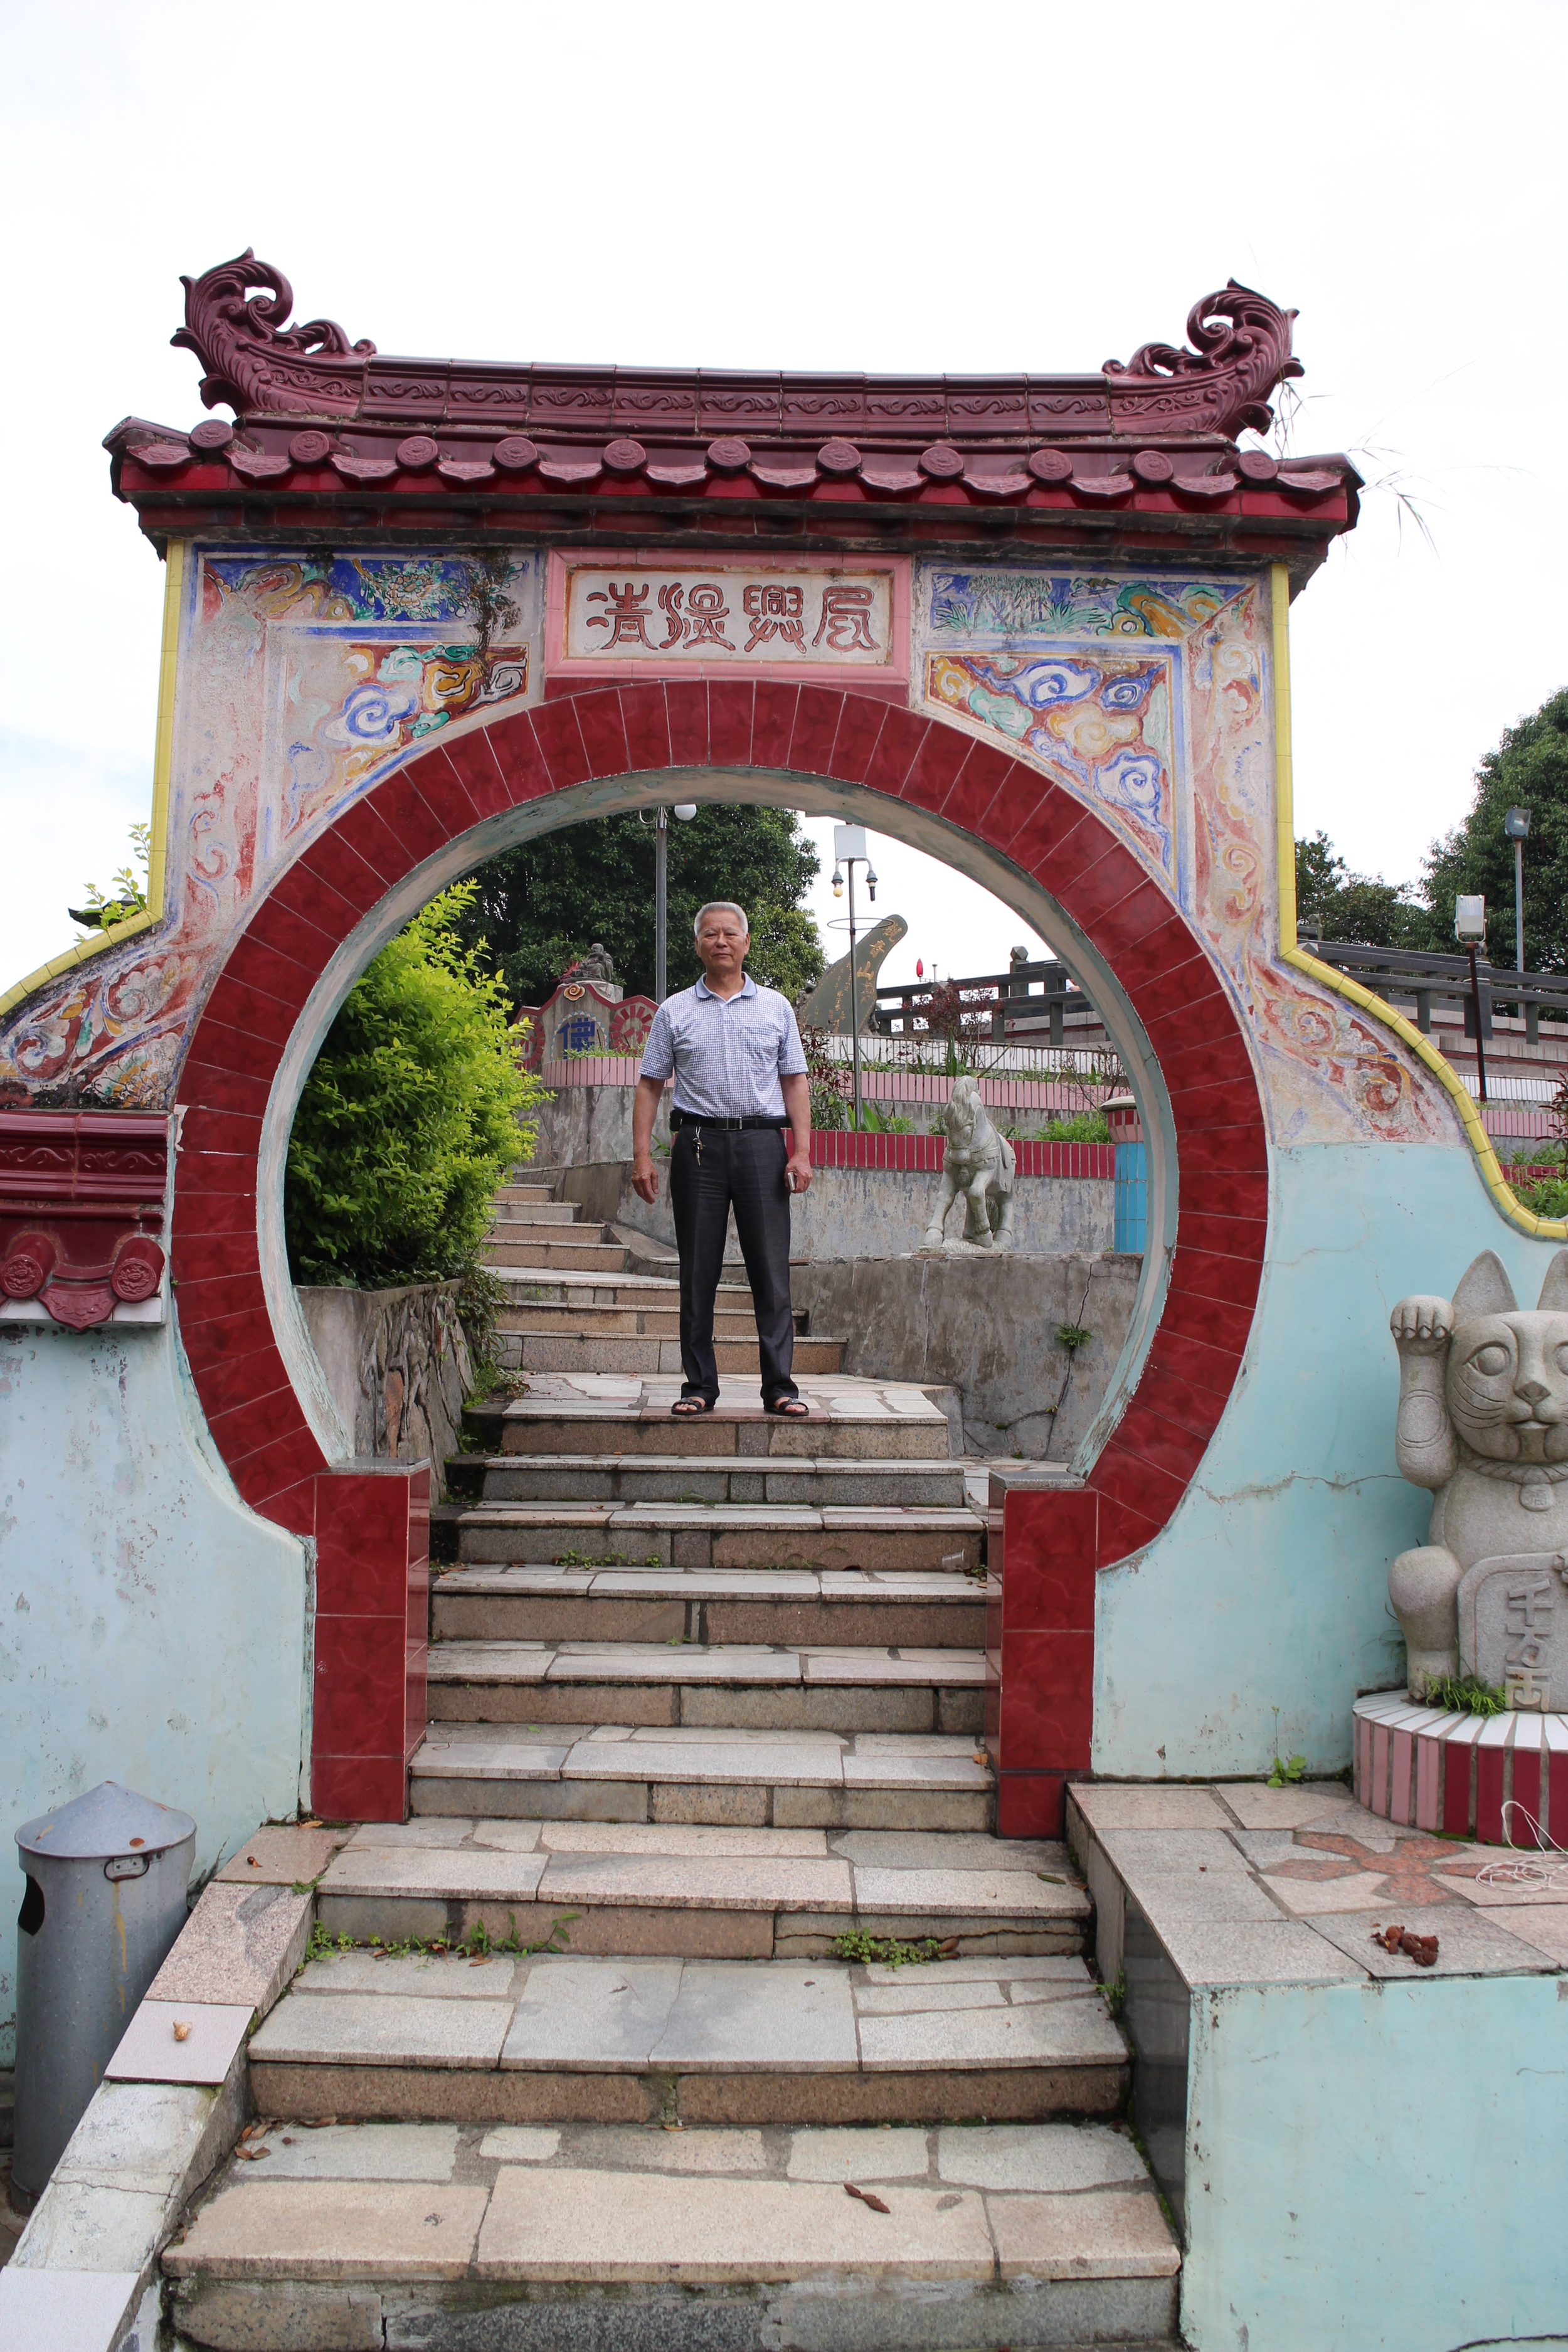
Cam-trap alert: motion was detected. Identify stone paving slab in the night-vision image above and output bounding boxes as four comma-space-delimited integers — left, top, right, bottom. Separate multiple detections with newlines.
250, 1993, 514, 2069
1309, 1904, 1560, 1978
165, 2181, 490, 2277
106, 2001, 253, 2086
240, 2123, 460, 2181
936, 2121, 1151, 2192
651, 1964, 859, 2070
216, 1824, 349, 1885
989, 2186, 1179, 2280
475, 2167, 995, 2280
322, 1848, 548, 1902
0, 2269, 144, 2350
147, 1882, 311, 2013
534, 1851, 854, 1912
856, 2000, 1125, 2071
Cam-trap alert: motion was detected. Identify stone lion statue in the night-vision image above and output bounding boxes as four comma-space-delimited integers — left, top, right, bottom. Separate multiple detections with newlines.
1388, 1248, 1568, 1702
922, 1075, 1016, 1253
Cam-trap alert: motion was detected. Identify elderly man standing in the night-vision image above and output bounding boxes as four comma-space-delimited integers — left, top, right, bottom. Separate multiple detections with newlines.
632, 901, 813, 1417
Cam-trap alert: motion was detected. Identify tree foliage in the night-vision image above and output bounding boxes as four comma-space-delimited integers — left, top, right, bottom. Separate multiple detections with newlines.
285, 883, 545, 1287
1296, 687, 1568, 970
1421, 688, 1568, 970
455, 806, 823, 1005
1293, 832, 1427, 950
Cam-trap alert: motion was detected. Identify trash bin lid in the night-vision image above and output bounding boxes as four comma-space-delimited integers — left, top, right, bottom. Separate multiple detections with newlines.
16, 1780, 195, 1862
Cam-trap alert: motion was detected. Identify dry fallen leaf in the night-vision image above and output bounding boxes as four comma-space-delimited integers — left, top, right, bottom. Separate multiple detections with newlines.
236, 2146, 270, 2161
469, 1956, 491, 1967
246, 1856, 260, 1868
172, 2022, 191, 2043
844, 2182, 891, 2214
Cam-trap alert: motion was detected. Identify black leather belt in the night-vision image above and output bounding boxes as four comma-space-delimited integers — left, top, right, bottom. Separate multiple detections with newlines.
669, 1112, 785, 1131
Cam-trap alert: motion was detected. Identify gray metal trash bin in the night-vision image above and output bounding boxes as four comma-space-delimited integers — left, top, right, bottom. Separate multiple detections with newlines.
13, 1779, 196, 2200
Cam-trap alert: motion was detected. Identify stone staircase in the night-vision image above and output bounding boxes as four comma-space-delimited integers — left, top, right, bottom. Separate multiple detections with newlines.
487, 1177, 849, 1376
162, 1171, 1180, 2345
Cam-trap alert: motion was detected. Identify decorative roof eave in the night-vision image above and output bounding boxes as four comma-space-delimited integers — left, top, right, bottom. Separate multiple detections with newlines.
168, 253, 1302, 445
105, 255, 1360, 576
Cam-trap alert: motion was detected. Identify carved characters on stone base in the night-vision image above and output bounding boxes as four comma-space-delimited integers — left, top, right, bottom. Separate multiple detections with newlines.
1387, 1249, 1568, 1698
921, 1075, 1016, 1254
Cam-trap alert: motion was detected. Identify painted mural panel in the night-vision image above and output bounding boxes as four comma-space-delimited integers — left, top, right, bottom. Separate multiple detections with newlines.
0, 551, 540, 1108
914, 561, 1456, 1147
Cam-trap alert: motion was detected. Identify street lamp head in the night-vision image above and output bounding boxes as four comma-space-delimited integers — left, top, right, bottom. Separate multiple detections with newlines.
1504, 807, 1532, 840
672, 804, 697, 822
865, 862, 878, 903
1454, 894, 1487, 943
831, 869, 844, 898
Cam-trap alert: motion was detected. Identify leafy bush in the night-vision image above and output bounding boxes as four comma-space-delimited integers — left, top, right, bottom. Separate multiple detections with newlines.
285, 883, 546, 1288
1014, 1111, 1111, 1145
855, 1102, 915, 1135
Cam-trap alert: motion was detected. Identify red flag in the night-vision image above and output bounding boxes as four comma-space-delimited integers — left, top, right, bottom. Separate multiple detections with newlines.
915, 958, 924, 978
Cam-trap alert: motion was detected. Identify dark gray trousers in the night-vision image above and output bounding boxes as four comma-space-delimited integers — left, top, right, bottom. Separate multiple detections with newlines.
669, 1126, 796, 1404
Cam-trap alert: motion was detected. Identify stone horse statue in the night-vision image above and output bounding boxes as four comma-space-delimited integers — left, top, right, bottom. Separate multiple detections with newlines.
923, 1075, 1016, 1253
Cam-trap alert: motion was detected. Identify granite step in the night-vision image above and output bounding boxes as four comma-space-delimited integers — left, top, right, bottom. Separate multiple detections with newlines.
489, 1237, 633, 1273
493, 1182, 555, 1204
498, 1301, 766, 1338
167, 2117, 1177, 2351
303, 1821, 1090, 1972
485, 1202, 582, 1227
409, 1725, 999, 1836
495, 1268, 750, 1306
455, 1502, 983, 1571
470, 1392, 959, 1449
506, 1333, 849, 1375
426, 1639, 987, 1737
450, 1453, 970, 1508
433, 1564, 988, 1650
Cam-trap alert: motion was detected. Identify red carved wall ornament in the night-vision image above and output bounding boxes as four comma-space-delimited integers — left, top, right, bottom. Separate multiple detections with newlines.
0, 1111, 169, 1330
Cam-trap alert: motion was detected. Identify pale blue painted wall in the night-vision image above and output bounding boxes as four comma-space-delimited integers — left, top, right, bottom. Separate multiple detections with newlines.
1094, 1141, 1565, 1778
1182, 1972, 1568, 2352
0, 1320, 307, 2066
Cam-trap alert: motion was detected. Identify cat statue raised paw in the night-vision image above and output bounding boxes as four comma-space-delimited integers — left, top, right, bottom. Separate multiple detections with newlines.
1388, 1248, 1568, 1702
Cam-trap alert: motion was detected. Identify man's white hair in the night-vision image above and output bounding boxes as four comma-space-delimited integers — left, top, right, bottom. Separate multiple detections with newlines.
693, 901, 749, 938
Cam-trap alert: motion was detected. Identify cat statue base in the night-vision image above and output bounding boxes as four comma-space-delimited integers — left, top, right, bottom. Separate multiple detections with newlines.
1388, 1248, 1568, 1700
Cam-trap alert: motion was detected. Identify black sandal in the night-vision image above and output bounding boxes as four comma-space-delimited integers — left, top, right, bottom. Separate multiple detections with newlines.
671, 1396, 716, 1416
764, 1396, 811, 1417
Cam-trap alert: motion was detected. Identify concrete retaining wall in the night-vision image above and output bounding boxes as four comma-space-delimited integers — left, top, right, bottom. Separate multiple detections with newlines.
297, 1282, 472, 1473
534, 1155, 1113, 1261
793, 1252, 1139, 1458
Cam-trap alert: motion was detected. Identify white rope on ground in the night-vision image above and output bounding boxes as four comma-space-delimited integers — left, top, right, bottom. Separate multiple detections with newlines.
1474, 1801, 1568, 1892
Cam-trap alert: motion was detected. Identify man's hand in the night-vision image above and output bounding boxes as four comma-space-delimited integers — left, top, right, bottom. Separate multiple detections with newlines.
630, 1075, 666, 1207
780, 1071, 812, 1195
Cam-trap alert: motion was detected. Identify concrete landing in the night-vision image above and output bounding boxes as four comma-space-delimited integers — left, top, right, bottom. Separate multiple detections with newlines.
315, 1814, 1088, 1957
407, 1723, 1000, 1836
167, 2118, 1179, 2348
1068, 1779, 1568, 2352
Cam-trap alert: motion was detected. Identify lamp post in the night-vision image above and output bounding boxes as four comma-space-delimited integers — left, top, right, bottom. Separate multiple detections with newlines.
650, 803, 698, 1002
829, 824, 878, 1131
1454, 893, 1489, 1104
1503, 805, 1531, 975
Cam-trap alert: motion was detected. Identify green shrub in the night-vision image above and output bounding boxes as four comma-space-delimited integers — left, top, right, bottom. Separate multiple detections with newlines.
285, 883, 546, 1287
856, 1103, 915, 1135
1022, 1111, 1111, 1145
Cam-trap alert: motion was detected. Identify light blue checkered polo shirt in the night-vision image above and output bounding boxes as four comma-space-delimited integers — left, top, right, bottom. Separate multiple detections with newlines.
638, 973, 807, 1121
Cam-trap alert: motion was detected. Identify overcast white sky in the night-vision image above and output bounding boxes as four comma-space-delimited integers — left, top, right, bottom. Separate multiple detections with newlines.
3, 1, 1563, 995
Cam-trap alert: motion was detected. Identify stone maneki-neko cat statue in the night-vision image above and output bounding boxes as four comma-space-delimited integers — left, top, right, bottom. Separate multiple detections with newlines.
1389, 1249, 1568, 1707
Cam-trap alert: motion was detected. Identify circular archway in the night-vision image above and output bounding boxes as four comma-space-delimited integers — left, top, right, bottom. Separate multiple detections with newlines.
173, 679, 1268, 1571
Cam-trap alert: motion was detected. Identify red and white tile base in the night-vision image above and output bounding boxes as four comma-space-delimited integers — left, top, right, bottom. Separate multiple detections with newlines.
1353, 1691, 1568, 1845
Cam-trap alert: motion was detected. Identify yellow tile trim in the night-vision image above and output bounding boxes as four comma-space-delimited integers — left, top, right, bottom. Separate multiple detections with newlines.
0, 541, 186, 1023
1269, 561, 1564, 1241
